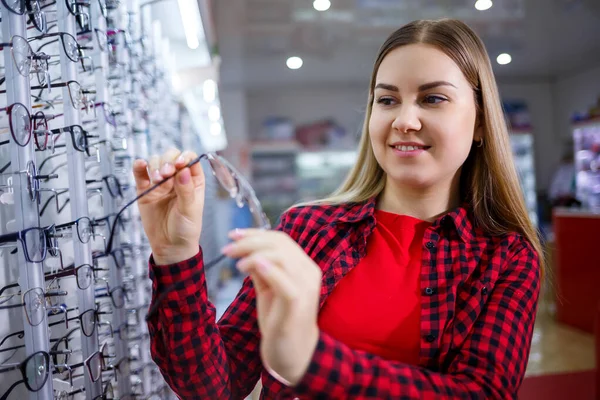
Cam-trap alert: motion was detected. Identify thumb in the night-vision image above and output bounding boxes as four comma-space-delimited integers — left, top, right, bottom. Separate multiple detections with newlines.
173, 168, 197, 216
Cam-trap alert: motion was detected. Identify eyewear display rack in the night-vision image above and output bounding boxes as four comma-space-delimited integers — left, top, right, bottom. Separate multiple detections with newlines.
0, 0, 189, 397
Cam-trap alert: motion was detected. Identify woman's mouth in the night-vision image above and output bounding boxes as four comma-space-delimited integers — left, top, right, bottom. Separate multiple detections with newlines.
389, 144, 431, 157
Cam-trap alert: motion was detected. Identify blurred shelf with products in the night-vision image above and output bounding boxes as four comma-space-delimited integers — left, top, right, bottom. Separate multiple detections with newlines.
573, 119, 600, 210
509, 132, 539, 227
250, 116, 358, 222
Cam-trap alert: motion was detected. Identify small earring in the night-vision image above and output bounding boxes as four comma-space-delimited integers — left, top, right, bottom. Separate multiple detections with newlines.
477, 138, 484, 148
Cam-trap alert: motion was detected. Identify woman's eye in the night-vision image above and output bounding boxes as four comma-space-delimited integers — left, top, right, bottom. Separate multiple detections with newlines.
376, 97, 395, 106
423, 95, 446, 105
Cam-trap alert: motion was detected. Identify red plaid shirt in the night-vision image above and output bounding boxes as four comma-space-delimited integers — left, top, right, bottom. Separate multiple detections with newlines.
147, 197, 540, 399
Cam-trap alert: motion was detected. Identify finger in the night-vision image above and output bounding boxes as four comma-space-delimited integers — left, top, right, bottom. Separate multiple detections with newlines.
175, 150, 204, 185
236, 250, 284, 274
158, 147, 182, 179
172, 166, 203, 217
147, 154, 162, 183
246, 258, 298, 302
221, 232, 277, 258
246, 269, 269, 293
227, 228, 272, 241
132, 159, 151, 193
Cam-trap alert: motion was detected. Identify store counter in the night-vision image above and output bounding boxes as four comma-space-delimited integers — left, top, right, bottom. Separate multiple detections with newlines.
553, 207, 600, 334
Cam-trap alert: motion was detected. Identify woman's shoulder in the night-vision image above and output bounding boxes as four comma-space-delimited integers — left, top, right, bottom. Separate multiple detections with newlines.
276, 200, 372, 239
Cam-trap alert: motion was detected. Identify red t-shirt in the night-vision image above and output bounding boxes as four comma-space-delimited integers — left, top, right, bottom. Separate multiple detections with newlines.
318, 210, 431, 364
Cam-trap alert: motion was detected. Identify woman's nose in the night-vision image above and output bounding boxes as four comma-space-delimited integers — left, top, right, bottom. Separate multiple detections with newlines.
391, 105, 422, 133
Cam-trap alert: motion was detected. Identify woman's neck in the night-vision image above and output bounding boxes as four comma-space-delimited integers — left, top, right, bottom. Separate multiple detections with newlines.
376, 176, 461, 222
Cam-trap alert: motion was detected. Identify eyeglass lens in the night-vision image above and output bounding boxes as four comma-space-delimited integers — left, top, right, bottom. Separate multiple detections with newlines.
23, 287, 45, 326
24, 351, 48, 391
10, 103, 31, 146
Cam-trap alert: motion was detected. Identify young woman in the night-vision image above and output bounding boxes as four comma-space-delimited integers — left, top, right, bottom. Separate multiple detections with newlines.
133, 18, 543, 399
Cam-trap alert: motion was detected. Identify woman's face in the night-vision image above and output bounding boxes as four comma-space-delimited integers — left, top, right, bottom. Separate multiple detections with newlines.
369, 43, 481, 191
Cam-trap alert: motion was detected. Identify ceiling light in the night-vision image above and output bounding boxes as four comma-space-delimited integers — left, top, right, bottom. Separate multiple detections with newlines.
177, 0, 201, 49
203, 79, 216, 102
208, 105, 221, 122
474, 0, 492, 11
313, 0, 331, 12
210, 122, 222, 136
497, 53, 512, 65
286, 56, 303, 70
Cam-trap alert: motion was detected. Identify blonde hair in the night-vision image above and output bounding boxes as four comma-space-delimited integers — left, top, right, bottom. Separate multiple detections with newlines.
291, 19, 545, 275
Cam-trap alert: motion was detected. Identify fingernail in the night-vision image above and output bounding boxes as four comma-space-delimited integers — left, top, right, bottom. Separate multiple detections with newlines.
228, 229, 245, 239
151, 170, 162, 182
176, 154, 185, 164
160, 163, 173, 175
221, 243, 235, 255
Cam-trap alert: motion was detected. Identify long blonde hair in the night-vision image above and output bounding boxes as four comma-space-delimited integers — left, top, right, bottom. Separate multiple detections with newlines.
292, 18, 545, 275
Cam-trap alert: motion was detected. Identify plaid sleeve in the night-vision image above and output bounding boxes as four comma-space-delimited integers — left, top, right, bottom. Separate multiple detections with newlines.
147, 212, 294, 400
288, 239, 541, 400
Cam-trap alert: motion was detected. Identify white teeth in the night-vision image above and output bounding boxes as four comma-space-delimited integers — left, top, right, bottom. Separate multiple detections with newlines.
395, 145, 422, 151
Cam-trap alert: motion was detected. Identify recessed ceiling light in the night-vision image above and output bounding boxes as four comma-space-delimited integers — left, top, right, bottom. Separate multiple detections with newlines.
475, 0, 493, 11
208, 105, 220, 122
286, 56, 303, 70
210, 122, 222, 136
313, 0, 331, 12
497, 53, 512, 65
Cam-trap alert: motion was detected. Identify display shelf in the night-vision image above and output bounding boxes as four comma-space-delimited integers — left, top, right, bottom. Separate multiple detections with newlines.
573, 122, 600, 210
509, 132, 538, 227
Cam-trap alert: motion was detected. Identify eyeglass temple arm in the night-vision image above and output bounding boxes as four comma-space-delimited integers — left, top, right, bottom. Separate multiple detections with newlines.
0, 378, 24, 400
0, 281, 20, 299
0, 330, 25, 350
0, 232, 19, 244
38, 151, 66, 173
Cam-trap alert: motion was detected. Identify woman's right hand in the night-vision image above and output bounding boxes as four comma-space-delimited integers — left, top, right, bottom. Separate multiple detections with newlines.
132, 148, 206, 265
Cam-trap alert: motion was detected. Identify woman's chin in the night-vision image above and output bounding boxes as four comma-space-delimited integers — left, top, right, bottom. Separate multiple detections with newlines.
386, 174, 435, 190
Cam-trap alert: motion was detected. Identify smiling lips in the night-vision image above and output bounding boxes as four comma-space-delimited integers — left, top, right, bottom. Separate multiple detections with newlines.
390, 142, 430, 150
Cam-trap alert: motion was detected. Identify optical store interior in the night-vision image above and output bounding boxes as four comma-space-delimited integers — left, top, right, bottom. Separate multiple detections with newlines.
0, 0, 599, 398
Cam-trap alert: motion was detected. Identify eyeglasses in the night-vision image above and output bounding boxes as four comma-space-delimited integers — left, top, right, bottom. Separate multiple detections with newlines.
0, 287, 66, 326
47, 262, 105, 290
86, 174, 124, 198
0, 222, 57, 262
0, 35, 50, 84
0, 102, 31, 147
25, 0, 47, 33
28, 80, 95, 110
0, 350, 50, 397
70, 348, 106, 382
29, 32, 88, 63
96, 285, 129, 309
50, 124, 96, 155
0, 263, 104, 309
55, 216, 95, 244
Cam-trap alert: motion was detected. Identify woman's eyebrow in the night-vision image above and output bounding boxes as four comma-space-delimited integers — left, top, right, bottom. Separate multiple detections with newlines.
418, 80, 457, 91
374, 81, 457, 92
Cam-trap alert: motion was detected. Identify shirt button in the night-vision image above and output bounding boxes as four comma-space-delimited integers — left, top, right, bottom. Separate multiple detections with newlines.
425, 241, 435, 249
425, 334, 436, 343
481, 286, 488, 295
424, 287, 435, 296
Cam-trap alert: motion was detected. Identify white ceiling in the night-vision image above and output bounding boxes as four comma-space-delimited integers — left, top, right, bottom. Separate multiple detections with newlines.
215, 0, 600, 89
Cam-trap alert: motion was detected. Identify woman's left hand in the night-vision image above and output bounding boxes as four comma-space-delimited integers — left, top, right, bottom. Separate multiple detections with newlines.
221, 228, 322, 386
